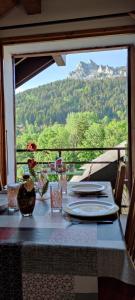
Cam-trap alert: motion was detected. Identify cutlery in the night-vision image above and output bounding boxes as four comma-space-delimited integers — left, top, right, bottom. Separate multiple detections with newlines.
97, 194, 108, 198
77, 194, 108, 198
67, 219, 113, 226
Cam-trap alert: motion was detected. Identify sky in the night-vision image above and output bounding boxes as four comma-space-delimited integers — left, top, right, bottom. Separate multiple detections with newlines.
15, 49, 127, 94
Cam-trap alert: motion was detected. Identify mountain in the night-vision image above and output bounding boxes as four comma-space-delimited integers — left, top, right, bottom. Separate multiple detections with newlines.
69, 59, 127, 81
16, 76, 127, 128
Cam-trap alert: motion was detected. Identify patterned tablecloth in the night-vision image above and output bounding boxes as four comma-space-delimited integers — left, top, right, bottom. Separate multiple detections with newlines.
0, 181, 134, 300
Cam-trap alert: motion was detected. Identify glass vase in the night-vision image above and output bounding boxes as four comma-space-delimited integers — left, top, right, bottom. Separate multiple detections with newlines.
17, 183, 36, 217
36, 172, 49, 201
58, 173, 67, 194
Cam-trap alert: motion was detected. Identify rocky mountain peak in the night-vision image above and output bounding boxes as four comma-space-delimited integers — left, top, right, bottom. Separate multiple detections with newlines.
68, 59, 126, 81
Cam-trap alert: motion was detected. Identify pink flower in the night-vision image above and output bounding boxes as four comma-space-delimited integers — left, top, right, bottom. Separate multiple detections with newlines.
55, 158, 62, 166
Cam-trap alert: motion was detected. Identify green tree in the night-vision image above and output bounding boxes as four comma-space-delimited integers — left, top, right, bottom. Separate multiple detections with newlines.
37, 124, 70, 162
78, 123, 105, 161
15, 77, 127, 127
103, 119, 127, 147
66, 111, 98, 147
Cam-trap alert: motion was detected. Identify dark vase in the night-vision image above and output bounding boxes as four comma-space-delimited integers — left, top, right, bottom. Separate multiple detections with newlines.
17, 184, 36, 216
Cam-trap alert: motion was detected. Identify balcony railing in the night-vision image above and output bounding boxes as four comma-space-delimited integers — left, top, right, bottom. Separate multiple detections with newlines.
16, 146, 126, 165
16, 146, 128, 202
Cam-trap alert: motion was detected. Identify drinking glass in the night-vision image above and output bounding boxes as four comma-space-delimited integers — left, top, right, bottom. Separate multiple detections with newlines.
58, 173, 67, 194
7, 183, 20, 212
50, 184, 62, 212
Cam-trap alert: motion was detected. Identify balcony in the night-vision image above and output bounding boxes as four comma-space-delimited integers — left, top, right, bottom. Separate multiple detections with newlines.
16, 144, 127, 186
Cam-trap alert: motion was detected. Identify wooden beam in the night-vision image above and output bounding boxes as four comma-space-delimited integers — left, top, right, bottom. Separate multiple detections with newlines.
15, 56, 54, 88
1, 25, 135, 45
128, 11, 135, 21
21, 0, 41, 15
15, 57, 27, 66
0, 45, 6, 185
53, 55, 66, 66
0, 0, 17, 17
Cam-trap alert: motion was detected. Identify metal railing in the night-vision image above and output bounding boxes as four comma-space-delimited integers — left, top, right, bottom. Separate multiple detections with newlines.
16, 147, 127, 165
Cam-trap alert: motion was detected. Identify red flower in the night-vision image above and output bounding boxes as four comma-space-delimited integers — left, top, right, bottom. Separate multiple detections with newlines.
27, 159, 37, 169
27, 143, 37, 152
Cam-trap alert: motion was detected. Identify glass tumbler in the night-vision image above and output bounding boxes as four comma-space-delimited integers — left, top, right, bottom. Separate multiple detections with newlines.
50, 184, 62, 212
7, 183, 20, 212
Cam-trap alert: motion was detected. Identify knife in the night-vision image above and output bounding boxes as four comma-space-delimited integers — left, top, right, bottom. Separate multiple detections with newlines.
67, 219, 113, 225
97, 195, 108, 198
78, 194, 108, 198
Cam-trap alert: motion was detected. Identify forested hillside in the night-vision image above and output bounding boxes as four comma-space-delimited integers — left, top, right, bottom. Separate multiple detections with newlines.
16, 77, 127, 128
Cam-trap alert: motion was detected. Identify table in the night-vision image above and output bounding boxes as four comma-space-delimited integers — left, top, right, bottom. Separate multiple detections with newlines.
0, 181, 135, 300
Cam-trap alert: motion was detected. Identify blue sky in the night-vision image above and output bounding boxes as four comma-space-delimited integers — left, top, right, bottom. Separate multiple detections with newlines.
16, 49, 127, 94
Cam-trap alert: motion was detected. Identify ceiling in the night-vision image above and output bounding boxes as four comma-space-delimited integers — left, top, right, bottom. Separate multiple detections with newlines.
0, 0, 41, 17
2, 1, 134, 88
15, 54, 66, 88
15, 55, 54, 88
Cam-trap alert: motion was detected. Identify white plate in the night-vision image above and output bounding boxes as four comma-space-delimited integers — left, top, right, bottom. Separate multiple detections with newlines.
71, 183, 105, 194
63, 200, 119, 217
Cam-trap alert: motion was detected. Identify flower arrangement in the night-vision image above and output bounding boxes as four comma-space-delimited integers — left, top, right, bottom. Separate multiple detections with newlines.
26, 142, 49, 198
49, 157, 68, 174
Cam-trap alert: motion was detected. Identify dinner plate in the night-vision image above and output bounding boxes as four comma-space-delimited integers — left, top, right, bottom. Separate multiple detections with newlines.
63, 200, 119, 217
71, 183, 105, 194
